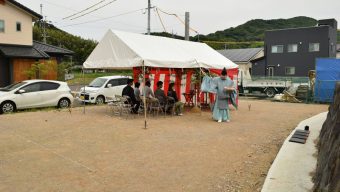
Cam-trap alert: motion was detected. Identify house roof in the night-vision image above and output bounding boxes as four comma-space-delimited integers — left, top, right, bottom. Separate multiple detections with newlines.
0, 42, 73, 59
6, 0, 42, 20
217, 48, 263, 63
0, 44, 49, 59
33, 41, 74, 55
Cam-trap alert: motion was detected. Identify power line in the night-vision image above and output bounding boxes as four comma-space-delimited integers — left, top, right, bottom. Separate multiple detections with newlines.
60, 8, 145, 27
70, 0, 118, 20
37, 0, 106, 24
63, 0, 107, 20
155, 8, 167, 33
157, 7, 199, 34
40, 0, 78, 12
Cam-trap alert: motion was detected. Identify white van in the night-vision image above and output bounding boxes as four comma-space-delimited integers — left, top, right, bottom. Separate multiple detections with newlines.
79, 76, 130, 104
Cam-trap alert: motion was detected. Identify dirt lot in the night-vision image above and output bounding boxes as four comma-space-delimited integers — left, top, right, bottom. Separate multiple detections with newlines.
0, 99, 328, 192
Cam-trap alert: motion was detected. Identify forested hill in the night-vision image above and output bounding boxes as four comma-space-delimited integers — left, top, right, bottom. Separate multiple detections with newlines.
200, 16, 318, 42
33, 21, 97, 65
152, 16, 340, 49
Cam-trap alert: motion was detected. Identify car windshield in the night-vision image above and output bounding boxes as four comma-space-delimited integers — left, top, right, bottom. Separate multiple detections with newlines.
0, 82, 27, 92
88, 78, 107, 88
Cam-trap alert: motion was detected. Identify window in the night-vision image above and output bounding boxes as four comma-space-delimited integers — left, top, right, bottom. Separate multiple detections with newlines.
285, 67, 295, 75
288, 44, 298, 52
118, 78, 128, 85
0, 20, 4, 32
106, 79, 119, 87
40, 82, 60, 91
16, 22, 21, 32
309, 43, 320, 52
271, 45, 283, 53
22, 83, 41, 93
89, 78, 107, 87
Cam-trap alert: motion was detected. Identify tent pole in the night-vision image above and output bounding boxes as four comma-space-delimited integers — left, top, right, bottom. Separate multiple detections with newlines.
82, 67, 85, 114
143, 64, 147, 129
199, 67, 202, 116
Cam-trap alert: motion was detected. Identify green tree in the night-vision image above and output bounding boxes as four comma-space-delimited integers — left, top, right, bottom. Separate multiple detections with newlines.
24, 61, 55, 79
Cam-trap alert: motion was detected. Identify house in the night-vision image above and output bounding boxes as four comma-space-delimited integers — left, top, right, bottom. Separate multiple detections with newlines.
0, 0, 73, 87
262, 19, 337, 77
217, 47, 263, 79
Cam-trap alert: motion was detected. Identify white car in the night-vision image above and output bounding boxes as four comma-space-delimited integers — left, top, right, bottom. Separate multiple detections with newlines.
0, 80, 74, 114
79, 76, 130, 104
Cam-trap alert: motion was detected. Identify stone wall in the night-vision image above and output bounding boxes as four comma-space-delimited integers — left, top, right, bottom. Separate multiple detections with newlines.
313, 82, 340, 192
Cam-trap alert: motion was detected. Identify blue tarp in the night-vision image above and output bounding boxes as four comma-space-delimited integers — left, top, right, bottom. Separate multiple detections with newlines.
315, 58, 340, 102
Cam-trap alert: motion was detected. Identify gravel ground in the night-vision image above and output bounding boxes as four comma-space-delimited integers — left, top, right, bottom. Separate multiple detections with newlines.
0, 99, 328, 192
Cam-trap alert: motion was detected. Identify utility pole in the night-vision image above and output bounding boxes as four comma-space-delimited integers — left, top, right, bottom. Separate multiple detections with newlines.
40, 4, 47, 43
185, 12, 189, 41
40, 4, 43, 28
42, 16, 47, 43
147, 0, 151, 35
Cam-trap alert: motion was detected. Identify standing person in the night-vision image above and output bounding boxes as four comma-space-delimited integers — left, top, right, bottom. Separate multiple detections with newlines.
167, 83, 184, 116
122, 79, 140, 114
212, 68, 234, 123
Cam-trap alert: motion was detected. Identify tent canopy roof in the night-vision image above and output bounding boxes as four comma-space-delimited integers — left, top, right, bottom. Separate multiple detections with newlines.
83, 30, 238, 69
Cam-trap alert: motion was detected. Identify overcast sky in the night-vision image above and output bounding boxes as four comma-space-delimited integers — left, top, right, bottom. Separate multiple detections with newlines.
16, 0, 340, 41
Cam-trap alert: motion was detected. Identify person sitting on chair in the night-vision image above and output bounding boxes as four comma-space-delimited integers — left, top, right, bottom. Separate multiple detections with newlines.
134, 82, 141, 102
167, 83, 184, 116
143, 81, 157, 103
143, 81, 154, 97
122, 79, 140, 114
154, 81, 167, 105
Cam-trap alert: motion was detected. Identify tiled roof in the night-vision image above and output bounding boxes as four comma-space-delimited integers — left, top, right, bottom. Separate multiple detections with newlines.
217, 48, 263, 63
0, 44, 49, 59
33, 41, 74, 55
0, 42, 73, 59
7, 0, 42, 20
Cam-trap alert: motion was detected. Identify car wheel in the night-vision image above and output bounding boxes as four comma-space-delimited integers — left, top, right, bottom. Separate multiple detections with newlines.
0, 101, 16, 114
265, 88, 276, 98
58, 98, 70, 108
96, 96, 105, 105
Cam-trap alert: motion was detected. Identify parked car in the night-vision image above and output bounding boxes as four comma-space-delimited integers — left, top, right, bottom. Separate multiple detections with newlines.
0, 80, 74, 114
78, 76, 130, 104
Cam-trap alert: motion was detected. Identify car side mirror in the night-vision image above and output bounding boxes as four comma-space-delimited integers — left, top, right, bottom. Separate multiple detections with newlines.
107, 84, 112, 88
17, 89, 26, 94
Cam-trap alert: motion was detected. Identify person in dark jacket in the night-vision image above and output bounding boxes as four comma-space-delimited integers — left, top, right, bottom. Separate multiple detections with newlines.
167, 83, 184, 116
122, 79, 140, 114
154, 81, 167, 105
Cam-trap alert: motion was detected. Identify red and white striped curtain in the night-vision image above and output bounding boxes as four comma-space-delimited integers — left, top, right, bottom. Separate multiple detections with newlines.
133, 67, 238, 104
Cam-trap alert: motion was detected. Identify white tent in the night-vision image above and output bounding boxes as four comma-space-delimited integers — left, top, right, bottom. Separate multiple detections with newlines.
82, 30, 238, 129
83, 29, 238, 70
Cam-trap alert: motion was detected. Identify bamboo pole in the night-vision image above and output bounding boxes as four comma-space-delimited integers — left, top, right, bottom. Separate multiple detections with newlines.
82, 67, 86, 114
199, 67, 202, 116
143, 64, 147, 129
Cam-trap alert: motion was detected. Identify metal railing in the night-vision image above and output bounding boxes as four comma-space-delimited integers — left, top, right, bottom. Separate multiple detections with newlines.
251, 76, 309, 84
